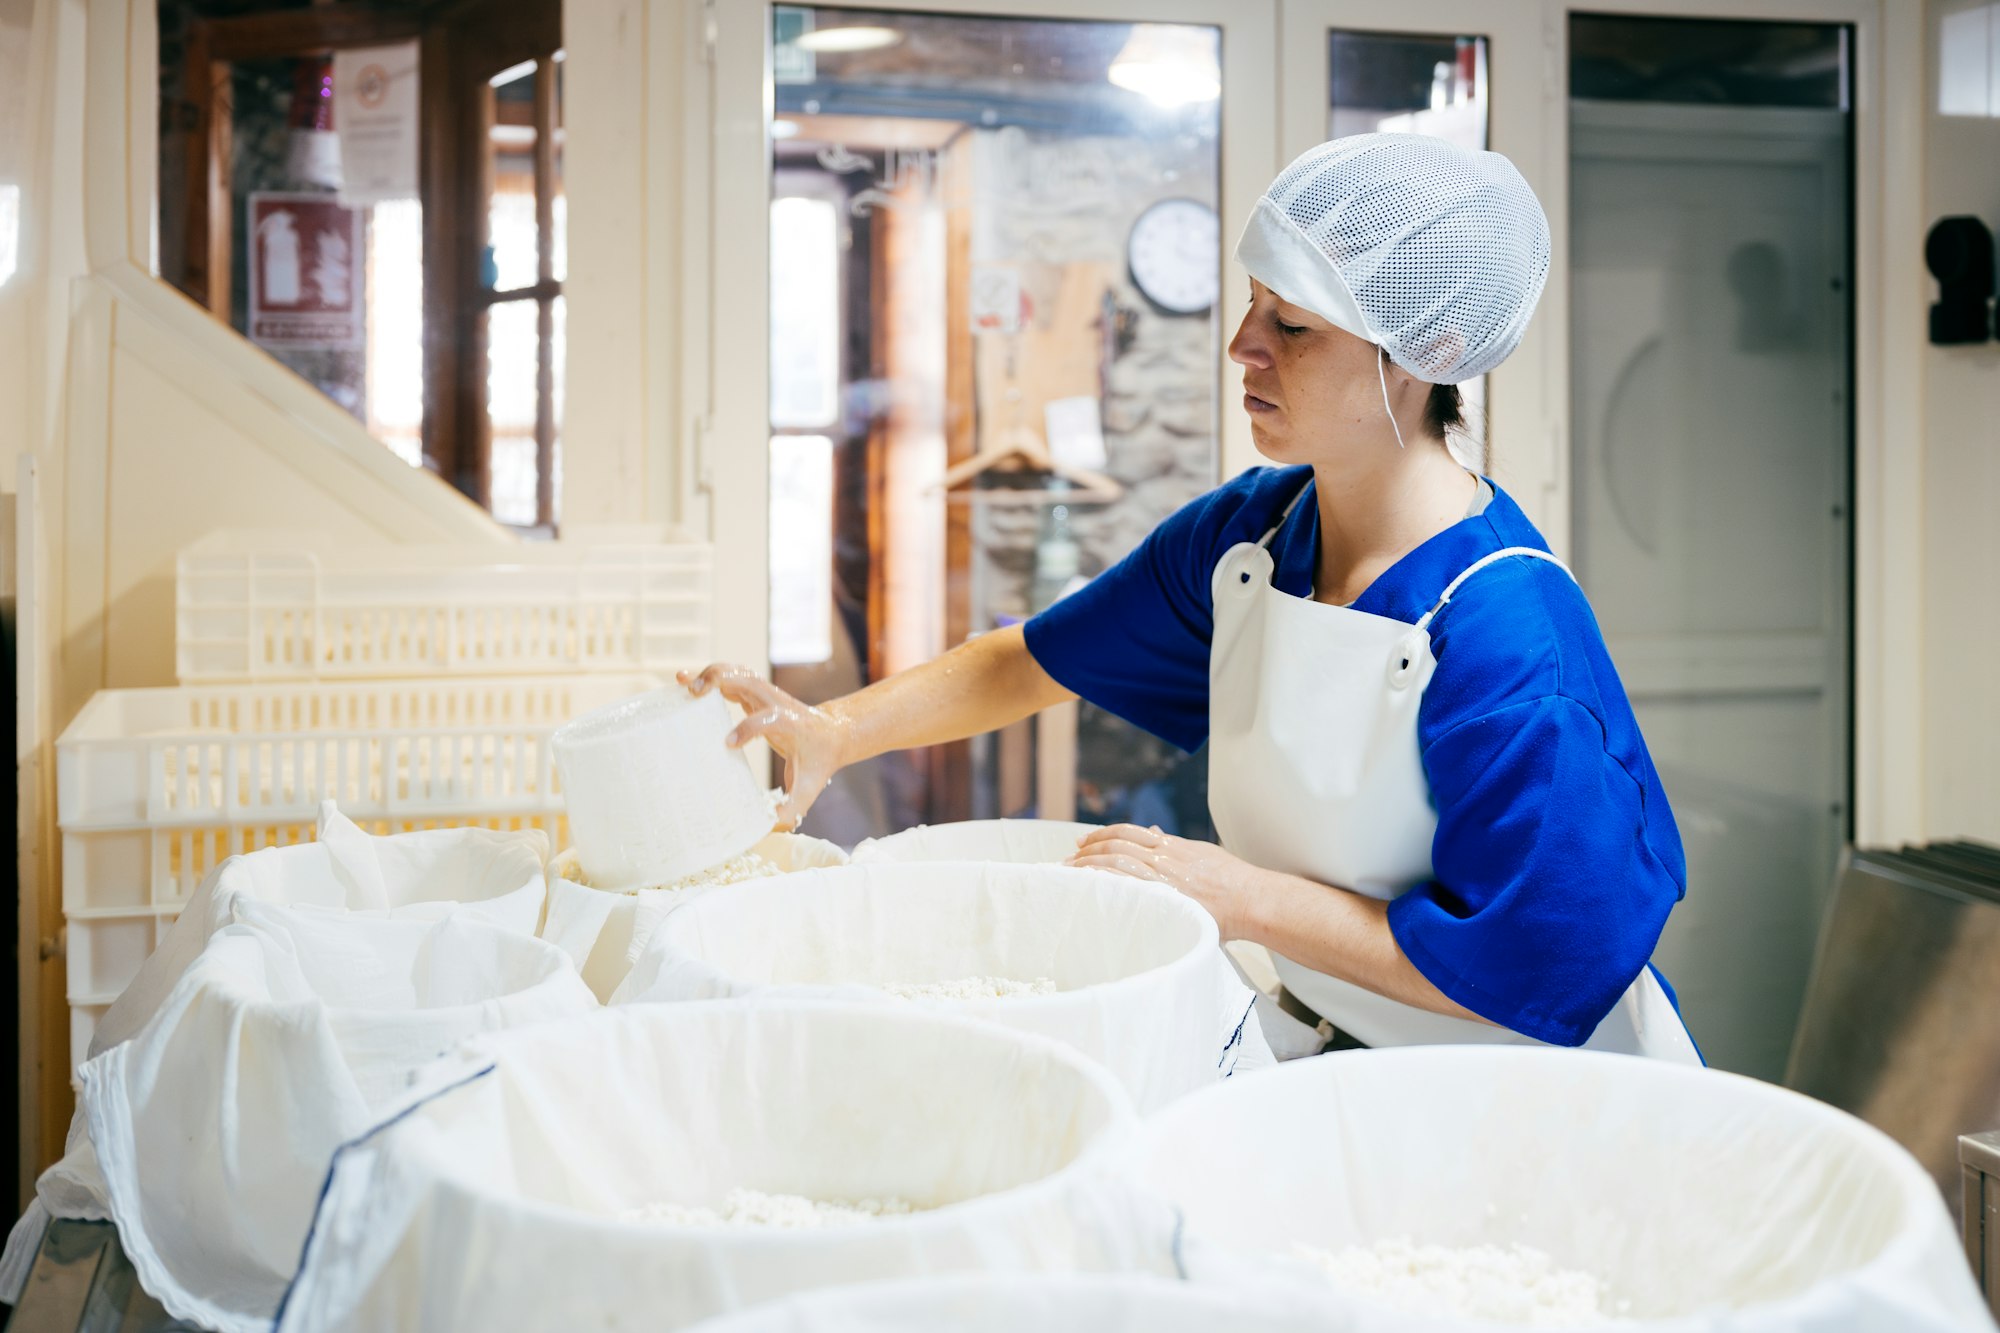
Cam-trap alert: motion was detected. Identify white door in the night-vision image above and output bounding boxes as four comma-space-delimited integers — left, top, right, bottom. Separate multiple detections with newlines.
702, 1, 1277, 839
1571, 87, 1852, 1079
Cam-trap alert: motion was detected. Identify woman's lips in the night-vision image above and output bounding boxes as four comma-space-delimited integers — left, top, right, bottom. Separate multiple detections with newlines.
1244, 392, 1279, 414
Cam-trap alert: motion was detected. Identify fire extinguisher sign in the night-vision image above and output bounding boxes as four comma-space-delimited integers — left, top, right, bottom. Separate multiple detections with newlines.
247, 192, 365, 349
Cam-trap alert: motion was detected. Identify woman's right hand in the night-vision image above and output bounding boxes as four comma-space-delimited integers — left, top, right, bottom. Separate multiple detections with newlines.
678, 664, 852, 832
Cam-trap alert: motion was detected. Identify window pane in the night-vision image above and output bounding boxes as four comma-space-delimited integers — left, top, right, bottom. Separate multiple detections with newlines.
770, 193, 841, 429
487, 60, 539, 292
551, 292, 566, 523
486, 298, 540, 526
1329, 31, 1488, 146
553, 53, 568, 283
1329, 30, 1490, 469
228, 58, 369, 419
156, 49, 428, 470
768, 9, 1223, 840
1571, 16, 1847, 109
365, 198, 424, 466
150, 17, 563, 522
770, 434, 835, 665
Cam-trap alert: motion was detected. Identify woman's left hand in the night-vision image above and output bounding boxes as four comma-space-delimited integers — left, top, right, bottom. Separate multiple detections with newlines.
1065, 824, 1263, 941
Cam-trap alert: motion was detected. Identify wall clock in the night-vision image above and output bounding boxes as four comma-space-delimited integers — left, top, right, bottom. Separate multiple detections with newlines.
1126, 197, 1219, 316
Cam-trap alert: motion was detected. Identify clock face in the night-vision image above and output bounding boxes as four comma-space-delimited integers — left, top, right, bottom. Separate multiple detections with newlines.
1127, 197, 1219, 315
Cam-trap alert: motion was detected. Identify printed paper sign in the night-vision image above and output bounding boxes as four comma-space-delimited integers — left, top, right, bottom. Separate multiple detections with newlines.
248, 192, 364, 349
971, 265, 1025, 334
1045, 395, 1108, 472
334, 43, 420, 205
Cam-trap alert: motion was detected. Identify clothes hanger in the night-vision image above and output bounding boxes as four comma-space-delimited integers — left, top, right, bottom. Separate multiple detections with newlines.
933, 424, 1123, 505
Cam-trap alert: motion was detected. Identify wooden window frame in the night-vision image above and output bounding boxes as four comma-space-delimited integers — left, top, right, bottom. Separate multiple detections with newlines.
469, 55, 562, 528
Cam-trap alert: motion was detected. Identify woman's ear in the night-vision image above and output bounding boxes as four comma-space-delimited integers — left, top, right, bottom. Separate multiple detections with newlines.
1381, 351, 1425, 395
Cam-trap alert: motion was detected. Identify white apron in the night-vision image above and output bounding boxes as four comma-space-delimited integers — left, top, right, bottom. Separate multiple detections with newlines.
1206, 488, 1700, 1062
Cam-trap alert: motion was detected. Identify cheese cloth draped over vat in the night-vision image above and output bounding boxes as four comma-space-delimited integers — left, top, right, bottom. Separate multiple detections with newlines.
680, 1272, 1362, 1332
540, 831, 848, 1001
611, 861, 1266, 1110
1132, 1047, 1996, 1331
0, 806, 590, 1331
275, 1002, 1176, 1332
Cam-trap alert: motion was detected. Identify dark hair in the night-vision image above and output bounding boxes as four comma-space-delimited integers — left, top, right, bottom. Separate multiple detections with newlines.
1425, 382, 1465, 441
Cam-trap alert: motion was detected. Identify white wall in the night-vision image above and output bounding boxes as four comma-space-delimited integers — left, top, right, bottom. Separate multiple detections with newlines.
561, 0, 673, 528
558, 0, 710, 537
1923, 0, 2000, 843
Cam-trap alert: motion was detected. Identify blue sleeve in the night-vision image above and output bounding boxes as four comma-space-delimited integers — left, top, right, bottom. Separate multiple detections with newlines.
1387, 694, 1679, 1047
1022, 468, 1299, 752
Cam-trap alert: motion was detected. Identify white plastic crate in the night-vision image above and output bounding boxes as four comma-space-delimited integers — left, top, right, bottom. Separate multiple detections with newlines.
57, 674, 665, 1074
176, 530, 713, 682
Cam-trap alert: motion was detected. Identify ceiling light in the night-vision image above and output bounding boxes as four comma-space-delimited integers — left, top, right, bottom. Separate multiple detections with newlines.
1109, 24, 1220, 107
794, 25, 903, 54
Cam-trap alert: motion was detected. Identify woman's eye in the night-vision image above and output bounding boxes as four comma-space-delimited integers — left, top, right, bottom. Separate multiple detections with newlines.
1277, 320, 1307, 336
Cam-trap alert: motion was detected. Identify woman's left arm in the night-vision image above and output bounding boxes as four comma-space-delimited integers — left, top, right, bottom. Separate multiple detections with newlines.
1066, 826, 1493, 1024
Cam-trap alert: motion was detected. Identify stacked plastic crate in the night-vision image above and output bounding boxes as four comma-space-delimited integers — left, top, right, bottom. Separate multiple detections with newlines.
54, 532, 713, 1074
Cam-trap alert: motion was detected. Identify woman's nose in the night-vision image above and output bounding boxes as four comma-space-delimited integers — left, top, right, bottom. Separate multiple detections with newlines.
1228, 313, 1271, 369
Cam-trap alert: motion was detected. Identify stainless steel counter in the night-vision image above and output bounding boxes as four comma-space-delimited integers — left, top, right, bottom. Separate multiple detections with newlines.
1788, 843, 2000, 1198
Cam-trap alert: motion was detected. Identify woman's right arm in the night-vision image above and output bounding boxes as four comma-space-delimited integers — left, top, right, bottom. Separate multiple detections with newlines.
679, 623, 1075, 829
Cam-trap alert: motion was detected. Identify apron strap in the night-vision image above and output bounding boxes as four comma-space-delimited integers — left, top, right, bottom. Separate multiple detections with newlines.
1414, 547, 1575, 632
1256, 478, 1316, 550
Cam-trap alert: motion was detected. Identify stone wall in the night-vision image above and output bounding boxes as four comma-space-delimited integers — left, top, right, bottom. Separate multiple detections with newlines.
965, 123, 1222, 624
965, 123, 1220, 833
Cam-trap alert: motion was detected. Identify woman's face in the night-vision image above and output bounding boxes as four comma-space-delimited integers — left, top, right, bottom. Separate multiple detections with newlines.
1227, 279, 1419, 465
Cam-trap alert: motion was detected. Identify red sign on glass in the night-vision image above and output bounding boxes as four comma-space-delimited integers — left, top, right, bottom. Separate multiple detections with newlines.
247, 192, 364, 349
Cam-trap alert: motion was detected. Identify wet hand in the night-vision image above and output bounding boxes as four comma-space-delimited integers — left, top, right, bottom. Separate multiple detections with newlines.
1065, 824, 1262, 940
678, 664, 853, 832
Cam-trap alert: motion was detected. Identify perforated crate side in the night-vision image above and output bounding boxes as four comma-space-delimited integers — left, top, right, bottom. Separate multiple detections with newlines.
58, 677, 662, 829
62, 810, 571, 918
175, 539, 713, 683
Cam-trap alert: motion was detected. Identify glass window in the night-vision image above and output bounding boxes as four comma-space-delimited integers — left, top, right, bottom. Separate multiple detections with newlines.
478, 56, 564, 530
153, 0, 564, 527
1328, 30, 1491, 469
364, 198, 424, 466
768, 8, 1223, 842
770, 434, 836, 666
1569, 13, 1853, 1078
1329, 30, 1488, 146
485, 297, 541, 526
1570, 16, 1848, 109
770, 193, 843, 430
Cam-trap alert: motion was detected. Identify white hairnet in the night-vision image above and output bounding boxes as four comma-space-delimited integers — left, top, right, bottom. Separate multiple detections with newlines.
1234, 133, 1551, 385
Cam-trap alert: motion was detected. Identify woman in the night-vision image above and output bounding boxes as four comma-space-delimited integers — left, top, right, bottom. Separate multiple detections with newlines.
685, 134, 1700, 1063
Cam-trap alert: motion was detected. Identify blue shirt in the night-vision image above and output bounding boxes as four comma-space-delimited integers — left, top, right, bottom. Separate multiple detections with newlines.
1024, 465, 1686, 1047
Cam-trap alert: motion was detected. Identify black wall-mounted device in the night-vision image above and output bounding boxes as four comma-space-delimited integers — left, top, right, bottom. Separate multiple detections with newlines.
1926, 215, 1994, 345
